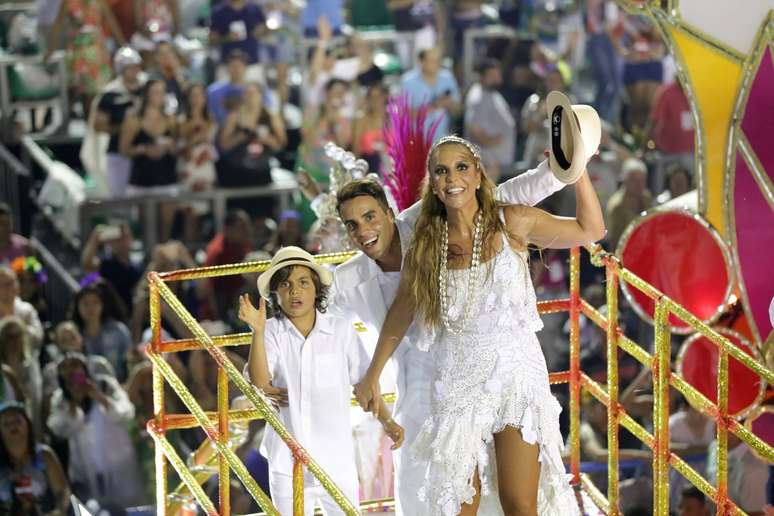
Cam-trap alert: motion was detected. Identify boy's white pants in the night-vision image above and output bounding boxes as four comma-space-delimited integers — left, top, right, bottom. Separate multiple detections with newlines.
269, 471, 359, 516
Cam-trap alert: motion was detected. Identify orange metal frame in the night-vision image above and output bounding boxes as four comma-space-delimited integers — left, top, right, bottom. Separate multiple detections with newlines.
149, 247, 773, 515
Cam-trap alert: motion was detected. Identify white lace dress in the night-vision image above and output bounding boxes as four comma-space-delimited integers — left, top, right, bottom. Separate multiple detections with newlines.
412, 232, 578, 516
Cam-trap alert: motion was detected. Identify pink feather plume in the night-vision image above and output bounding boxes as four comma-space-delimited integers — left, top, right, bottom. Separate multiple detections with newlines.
384, 94, 442, 211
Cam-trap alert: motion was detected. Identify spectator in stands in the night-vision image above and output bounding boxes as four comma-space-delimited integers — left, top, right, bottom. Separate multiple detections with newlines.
299, 79, 353, 182
707, 432, 769, 515
45, 0, 127, 118
9, 256, 48, 324
606, 158, 652, 251
209, 0, 266, 66
301, 0, 344, 37
668, 396, 714, 508
616, 14, 664, 135
266, 210, 304, 254
47, 352, 144, 509
42, 321, 115, 397
0, 318, 43, 438
0, 203, 31, 265
188, 347, 246, 412
71, 279, 133, 383
0, 401, 70, 515
647, 80, 695, 194
447, 0, 485, 81
208, 49, 277, 126
678, 487, 710, 516
303, 16, 358, 111
0, 366, 24, 405
131, 241, 201, 343
178, 83, 218, 242
151, 40, 188, 113
521, 62, 570, 167
120, 78, 179, 242
352, 83, 388, 174
585, 0, 621, 122
349, 33, 384, 87
569, 398, 650, 493
256, 0, 301, 104
656, 164, 692, 205
95, 46, 145, 198
203, 210, 252, 321
0, 267, 44, 351
131, 0, 179, 52
400, 46, 461, 142
80, 222, 142, 316
464, 58, 515, 182
217, 82, 287, 192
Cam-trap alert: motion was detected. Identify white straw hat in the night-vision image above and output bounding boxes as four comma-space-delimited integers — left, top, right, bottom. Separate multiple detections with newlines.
546, 90, 601, 184
257, 246, 333, 299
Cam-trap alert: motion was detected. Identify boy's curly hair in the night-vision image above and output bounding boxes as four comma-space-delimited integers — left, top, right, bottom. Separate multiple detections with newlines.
267, 265, 329, 318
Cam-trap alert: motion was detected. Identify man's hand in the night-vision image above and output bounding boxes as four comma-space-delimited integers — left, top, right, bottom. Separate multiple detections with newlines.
262, 383, 289, 407
297, 170, 322, 200
381, 418, 405, 450
238, 294, 266, 334
353, 372, 381, 414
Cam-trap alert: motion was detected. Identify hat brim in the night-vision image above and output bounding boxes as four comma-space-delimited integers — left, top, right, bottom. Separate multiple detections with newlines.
546, 91, 601, 185
257, 259, 333, 299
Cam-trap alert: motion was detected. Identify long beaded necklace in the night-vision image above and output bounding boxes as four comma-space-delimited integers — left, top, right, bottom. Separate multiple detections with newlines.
439, 211, 484, 334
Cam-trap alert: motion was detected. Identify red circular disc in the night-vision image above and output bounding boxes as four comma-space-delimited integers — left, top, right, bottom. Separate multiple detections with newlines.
618, 210, 732, 333
745, 408, 774, 461
677, 328, 765, 417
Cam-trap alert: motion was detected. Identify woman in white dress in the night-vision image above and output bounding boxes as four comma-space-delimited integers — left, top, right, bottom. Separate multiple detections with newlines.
354, 134, 606, 515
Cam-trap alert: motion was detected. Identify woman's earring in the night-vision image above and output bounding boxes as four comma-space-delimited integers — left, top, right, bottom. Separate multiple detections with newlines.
476, 184, 481, 190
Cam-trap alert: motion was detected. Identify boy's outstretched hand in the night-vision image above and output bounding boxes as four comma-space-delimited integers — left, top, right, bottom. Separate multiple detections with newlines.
382, 418, 405, 450
238, 294, 266, 333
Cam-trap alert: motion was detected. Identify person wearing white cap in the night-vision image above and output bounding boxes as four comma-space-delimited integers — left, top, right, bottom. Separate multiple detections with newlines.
238, 246, 404, 515
606, 157, 652, 251
355, 92, 605, 515
93, 47, 146, 198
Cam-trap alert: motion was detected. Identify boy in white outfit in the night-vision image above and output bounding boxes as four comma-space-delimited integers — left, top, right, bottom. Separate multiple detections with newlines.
239, 246, 403, 515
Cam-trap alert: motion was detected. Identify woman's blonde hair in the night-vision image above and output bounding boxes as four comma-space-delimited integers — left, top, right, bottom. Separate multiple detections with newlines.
403, 136, 522, 328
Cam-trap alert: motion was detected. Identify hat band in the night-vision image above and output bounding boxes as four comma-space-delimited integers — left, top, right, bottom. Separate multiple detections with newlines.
551, 106, 571, 170
272, 256, 316, 269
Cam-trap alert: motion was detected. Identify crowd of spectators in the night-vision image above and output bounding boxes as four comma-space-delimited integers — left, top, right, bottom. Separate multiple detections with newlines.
0, 0, 770, 514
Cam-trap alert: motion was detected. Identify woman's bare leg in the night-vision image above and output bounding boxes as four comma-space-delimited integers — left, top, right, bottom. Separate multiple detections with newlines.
457, 467, 482, 516
494, 426, 540, 516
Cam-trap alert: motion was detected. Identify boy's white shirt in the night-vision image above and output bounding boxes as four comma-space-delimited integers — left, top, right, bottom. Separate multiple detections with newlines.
259, 310, 370, 492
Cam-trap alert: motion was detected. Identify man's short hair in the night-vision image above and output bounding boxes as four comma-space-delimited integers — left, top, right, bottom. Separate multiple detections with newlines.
622, 158, 648, 178
336, 179, 391, 213
225, 49, 249, 65
224, 209, 249, 227
477, 58, 500, 74
680, 486, 706, 505
0, 202, 10, 217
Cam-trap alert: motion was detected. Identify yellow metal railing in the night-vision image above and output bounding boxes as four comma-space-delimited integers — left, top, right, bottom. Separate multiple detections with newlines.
150, 247, 773, 515
568, 246, 774, 515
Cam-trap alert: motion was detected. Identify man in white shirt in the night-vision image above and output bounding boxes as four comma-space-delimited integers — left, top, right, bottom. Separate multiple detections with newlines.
707, 433, 769, 515
464, 59, 516, 182
321, 160, 565, 514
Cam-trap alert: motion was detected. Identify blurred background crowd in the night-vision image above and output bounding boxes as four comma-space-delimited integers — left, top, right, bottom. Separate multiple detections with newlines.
0, 0, 768, 514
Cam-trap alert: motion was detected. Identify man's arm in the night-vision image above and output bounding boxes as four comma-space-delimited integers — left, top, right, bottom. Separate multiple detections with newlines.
495, 160, 564, 206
